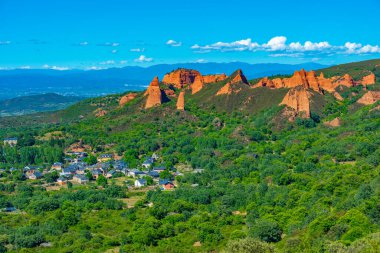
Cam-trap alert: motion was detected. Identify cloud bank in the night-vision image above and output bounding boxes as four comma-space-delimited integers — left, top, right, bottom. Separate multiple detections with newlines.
191, 36, 380, 56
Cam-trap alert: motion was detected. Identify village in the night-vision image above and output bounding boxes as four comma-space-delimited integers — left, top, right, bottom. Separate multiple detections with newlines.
1, 137, 182, 191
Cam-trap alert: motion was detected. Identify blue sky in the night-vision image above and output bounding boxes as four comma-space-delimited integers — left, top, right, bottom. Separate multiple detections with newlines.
0, 0, 380, 69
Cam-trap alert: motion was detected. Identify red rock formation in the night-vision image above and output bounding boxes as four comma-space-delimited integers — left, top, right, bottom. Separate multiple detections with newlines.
203, 74, 227, 83
162, 69, 201, 89
176, 91, 185, 110
357, 91, 380, 105
255, 77, 275, 88
333, 92, 344, 101
191, 75, 204, 94
318, 73, 335, 92
119, 93, 137, 107
273, 78, 284, 88
164, 89, 176, 97
360, 72, 376, 85
334, 74, 355, 88
145, 76, 162, 109
283, 69, 308, 88
324, 117, 341, 127
230, 69, 248, 84
280, 87, 310, 118
216, 83, 233, 95
94, 108, 107, 117
307, 71, 321, 92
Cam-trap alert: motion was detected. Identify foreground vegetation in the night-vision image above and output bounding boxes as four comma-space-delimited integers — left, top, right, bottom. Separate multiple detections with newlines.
0, 61, 379, 252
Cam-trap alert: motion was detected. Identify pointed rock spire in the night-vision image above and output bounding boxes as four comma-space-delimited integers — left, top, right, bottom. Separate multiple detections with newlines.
176, 91, 185, 110
145, 76, 163, 109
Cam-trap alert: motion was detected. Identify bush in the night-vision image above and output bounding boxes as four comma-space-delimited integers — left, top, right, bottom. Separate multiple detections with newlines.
250, 219, 282, 243
225, 237, 275, 253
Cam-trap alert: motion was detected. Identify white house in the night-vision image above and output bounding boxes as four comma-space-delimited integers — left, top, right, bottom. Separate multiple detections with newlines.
134, 179, 147, 188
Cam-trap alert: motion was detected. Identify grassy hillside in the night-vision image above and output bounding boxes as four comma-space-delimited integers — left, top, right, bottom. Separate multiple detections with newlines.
317, 59, 380, 80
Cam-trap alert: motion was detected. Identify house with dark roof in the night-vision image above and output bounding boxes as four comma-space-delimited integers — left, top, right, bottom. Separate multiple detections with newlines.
148, 171, 160, 178
28, 171, 43, 180
135, 179, 147, 188
73, 174, 88, 184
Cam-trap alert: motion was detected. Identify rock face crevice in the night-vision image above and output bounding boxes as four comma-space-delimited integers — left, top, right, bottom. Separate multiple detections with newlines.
145, 76, 163, 109
280, 87, 310, 118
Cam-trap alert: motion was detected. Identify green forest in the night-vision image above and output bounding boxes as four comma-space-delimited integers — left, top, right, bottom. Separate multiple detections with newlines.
0, 60, 379, 253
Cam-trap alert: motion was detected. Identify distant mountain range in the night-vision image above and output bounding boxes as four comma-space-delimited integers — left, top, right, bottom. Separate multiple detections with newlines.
0, 62, 327, 100
0, 93, 83, 116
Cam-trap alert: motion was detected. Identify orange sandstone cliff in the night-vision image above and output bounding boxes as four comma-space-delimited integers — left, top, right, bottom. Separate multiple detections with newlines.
119, 93, 137, 107
145, 76, 163, 109
162, 69, 201, 89
203, 74, 227, 84
360, 72, 376, 85
176, 91, 185, 110
280, 87, 311, 118
191, 75, 204, 94
216, 70, 248, 96
357, 91, 380, 105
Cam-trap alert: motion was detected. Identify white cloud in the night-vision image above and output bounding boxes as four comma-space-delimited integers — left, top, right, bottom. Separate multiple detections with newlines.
194, 59, 207, 63
130, 48, 144, 52
344, 42, 380, 54
134, 55, 153, 63
98, 42, 120, 47
166, 40, 182, 47
42, 64, 69, 70
263, 36, 287, 51
191, 36, 380, 57
85, 66, 105, 71
19, 66, 31, 69
120, 60, 128, 64
79, 41, 89, 46
112, 49, 118, 54
192, 38, 259, 52
100, 60, 116, 65
269, 53, 304, 58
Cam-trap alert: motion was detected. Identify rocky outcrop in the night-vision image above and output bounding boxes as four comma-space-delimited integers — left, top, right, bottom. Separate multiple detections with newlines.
119, 93, 137, 107
357, 91, 380, 105
145, 76, 162, 109
283, 69, 309, 88
280, 86, 310, 118
360, 72, 376, 85
94, 108, 107, 117
191, 75, 204, 94
306, 71, 321, 92
324, 117, 341, 127
272, 78, 284, 88
334, 74, 355, 88
203, 74, 227, 83
254, 70, 355, 93
318, 73, 335, 92
162, 69, 202, 89
255, 77, 275, 88
230, 69, 248, 84
216, 83, 233, 95
333, 92, 344, 101
176, 91, 185, 110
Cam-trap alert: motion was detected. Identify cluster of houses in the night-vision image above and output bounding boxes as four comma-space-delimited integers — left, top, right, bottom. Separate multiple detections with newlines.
1, 151, 178, 190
